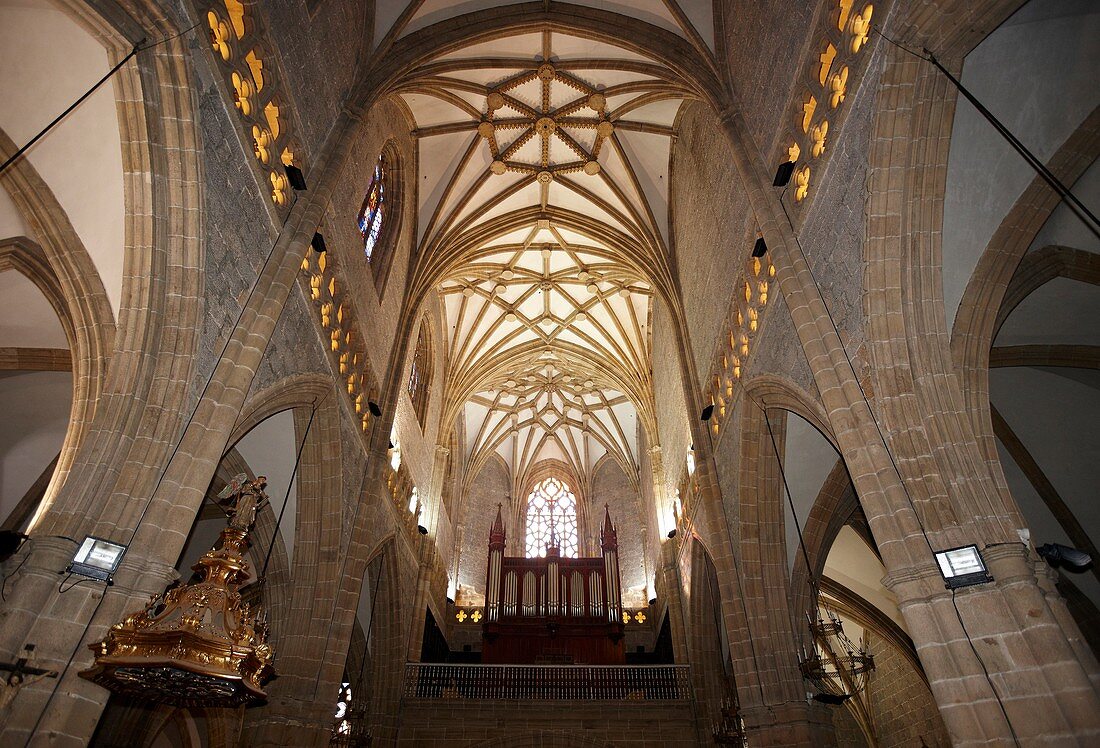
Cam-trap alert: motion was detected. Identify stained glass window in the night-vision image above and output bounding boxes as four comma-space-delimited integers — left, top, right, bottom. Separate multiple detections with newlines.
524, 477, 578, 558
358, 154, 386, 260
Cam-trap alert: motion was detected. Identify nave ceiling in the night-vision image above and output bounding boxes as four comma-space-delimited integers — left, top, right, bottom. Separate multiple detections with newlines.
371, 2, 723, 494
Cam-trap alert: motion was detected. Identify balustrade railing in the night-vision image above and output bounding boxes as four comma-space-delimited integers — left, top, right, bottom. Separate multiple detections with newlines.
403, 663, 690, 701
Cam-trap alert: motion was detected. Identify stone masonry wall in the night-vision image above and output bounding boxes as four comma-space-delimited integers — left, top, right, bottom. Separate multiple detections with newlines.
717, 0, 819, 161
650, 298, 690, 504
866, 633, 951, 748
455, 456, 510, 603
259, 0, 372, 157
592, 457, 647, 606
669, 100, 753, 382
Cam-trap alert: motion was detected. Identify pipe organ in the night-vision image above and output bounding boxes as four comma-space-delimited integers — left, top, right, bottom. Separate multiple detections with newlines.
482, 504, 625, 664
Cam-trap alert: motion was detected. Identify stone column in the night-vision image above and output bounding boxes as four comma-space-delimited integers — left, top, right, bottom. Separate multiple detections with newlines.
715, 102, 1100, 743
403, 445, 451, 661
0, 108, 364, 748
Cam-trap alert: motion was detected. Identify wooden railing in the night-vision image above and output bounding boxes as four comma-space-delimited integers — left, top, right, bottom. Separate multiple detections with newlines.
403, 663, 690, 701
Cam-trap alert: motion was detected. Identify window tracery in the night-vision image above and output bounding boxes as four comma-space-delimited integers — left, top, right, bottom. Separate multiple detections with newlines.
524, 477, 579, 558
358, 154, 387, 260
408, 322, 432, 426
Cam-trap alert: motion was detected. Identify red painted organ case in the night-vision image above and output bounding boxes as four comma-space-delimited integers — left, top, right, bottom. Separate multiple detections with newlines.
481, 504, 625, 664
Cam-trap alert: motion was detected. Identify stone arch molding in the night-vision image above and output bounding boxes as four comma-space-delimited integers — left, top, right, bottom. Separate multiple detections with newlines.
0, 121, 116, 523
741, 373, 836, 448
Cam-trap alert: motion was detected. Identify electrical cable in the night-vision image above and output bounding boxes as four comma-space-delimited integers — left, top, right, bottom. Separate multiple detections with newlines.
772, 175, 1021, 746
761, 408, 819, 603
870, 25, 1099, 239
259, 395, 327, 580
0, 42, 142, 178
1, 539, 32, 601
13, 15, 279, 744
0, 20, 201, 179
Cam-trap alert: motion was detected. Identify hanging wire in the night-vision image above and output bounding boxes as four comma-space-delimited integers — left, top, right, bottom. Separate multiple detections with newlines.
772, 159, 1022, 744
259, 395, 328, 581
0, 20, 201, 179
870, 25, 1099, 239
760, 406, 819, 607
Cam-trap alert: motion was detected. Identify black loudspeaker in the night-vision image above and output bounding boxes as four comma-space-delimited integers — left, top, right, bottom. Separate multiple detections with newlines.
0, 530, 27, 562
285, 164, 307, 191
700, 404, 714, 421
311, 232, 327, 254
752, 237, 768, 258
368, 401, 382, 417
773, 160, 795, 187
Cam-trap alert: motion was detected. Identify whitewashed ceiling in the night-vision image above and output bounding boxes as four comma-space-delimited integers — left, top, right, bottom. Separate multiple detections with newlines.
374, 0, 716, 54
381, 10, 705, 489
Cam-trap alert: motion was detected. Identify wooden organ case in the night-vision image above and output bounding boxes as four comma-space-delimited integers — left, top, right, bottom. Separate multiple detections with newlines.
482, 504, 625, 664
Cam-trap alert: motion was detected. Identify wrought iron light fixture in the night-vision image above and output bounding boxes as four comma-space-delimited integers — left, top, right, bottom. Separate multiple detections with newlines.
799, 612, 874, 703
80, 477, 275, 707
712, 695, 748, 746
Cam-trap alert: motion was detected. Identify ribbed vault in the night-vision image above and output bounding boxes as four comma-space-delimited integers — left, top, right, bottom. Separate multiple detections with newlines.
373, 17, 707, 500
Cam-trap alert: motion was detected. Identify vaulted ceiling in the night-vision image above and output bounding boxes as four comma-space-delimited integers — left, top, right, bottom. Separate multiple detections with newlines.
376, 2, 717, 491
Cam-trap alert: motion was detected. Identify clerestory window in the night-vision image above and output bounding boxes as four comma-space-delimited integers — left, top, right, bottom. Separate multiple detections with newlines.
358, 153, 386, 260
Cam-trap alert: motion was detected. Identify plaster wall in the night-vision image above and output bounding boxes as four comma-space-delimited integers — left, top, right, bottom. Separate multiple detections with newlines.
942, 0, 1100, 326
782, 411, 838, 571
995, 278, 1100, 347
0, 187, 30, 238
233, 409, 299, 563
989, 365, 1100, 607
0, 0, 124, 317
0, 271, 67, 349
0, 371, 71, 521
823, 526, 905, 632
1025, 157, 1100, 257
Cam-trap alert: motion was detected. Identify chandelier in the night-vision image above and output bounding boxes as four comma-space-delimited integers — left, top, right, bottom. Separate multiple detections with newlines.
712, 695, 748, 746
80, 477, 275, 707
798, 610, 874, 703
330, 700, 372, 746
